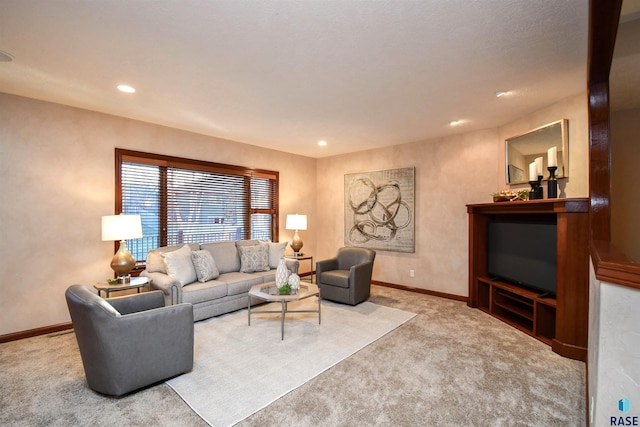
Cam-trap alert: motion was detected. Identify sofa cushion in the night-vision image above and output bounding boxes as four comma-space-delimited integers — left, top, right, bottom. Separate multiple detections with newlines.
181, 280, 228, 305
162, 244, 197, 286
191, 250, 220, 282
238, 244, 270, 273
320, 270, 350, 288
218, 272, 265, 296
201, 242, 240, 274
264, 241, 287, 269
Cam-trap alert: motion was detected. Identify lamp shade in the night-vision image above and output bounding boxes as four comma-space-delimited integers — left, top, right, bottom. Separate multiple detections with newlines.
102, 214, 143, 241
285, 214, 307, 231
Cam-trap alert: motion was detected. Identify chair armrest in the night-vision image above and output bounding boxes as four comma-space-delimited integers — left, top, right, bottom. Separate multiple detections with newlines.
107, 290, 165, 315
97, 303, 194, 364
349, 261, 374, 286
316, 257, 339, 282
141, 271, 182, 304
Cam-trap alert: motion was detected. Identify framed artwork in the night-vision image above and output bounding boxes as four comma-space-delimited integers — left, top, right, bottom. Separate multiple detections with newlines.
344, 167, 415, 253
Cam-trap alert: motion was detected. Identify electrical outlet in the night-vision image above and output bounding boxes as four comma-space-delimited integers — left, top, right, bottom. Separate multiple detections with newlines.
409, 269, 415, 277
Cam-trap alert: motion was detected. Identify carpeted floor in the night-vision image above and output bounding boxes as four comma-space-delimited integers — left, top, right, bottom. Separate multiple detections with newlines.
0, 285, 586, 426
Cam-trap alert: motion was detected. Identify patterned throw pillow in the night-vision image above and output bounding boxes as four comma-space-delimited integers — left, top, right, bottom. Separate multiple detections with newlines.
238, 244, 270, 273
191, 250, 220, 282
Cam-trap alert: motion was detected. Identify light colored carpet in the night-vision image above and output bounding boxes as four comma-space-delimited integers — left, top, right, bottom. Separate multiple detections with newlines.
167, 299, 416, 427
0, 286, 585, 426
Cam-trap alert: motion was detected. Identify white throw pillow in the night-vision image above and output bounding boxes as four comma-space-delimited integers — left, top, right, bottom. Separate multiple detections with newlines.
264, 241, 287, 269
191, 250, 220, 282
162, 244, 197, 286
145, 250, 167, 274
238, 244, 270, 273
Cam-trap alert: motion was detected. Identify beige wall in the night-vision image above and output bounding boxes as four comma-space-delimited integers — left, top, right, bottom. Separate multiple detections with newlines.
611, 108, 640, 262
315, 92, 589, 297
0, 93, 316, 336
0, 91, 589, 335
316, 129, 499, 296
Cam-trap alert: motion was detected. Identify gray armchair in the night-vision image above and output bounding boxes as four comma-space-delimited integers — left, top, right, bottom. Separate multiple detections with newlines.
316, 247, 376, 305
65, 285, 194, 396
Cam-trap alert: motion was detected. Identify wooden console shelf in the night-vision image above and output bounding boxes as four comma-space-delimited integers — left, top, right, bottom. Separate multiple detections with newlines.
467, 199, 589, 361
477, 277, 556, 345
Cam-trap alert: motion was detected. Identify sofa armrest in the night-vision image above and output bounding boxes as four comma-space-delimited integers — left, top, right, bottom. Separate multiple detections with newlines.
316, 257, 339, 282
107, 290, 165, 315
141, 271, 182, 305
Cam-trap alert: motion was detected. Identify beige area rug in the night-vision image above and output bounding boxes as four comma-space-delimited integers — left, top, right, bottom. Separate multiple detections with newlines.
166, 299, 416, 427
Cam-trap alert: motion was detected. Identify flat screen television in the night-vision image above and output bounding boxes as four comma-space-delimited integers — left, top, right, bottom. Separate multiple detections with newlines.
487, 220, 557, 297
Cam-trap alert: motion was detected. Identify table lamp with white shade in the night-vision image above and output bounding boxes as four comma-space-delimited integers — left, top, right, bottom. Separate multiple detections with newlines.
285, 214, 307, 256
102, 214, 143, 283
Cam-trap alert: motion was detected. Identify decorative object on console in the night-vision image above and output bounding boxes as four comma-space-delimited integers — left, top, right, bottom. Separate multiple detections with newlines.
547, 167, 558, 198
102, 214, 143, 283
547, 146, 558, 198
492, 189, 528, 202
528, 162, 543, 200
528, 181, 541, 199
275, 258, 289, 288
285, 214, 307, 255
535, 156, 544, 199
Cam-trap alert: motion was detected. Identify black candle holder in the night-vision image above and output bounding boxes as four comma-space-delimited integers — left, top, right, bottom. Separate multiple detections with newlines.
529, 179, 542, 199
547, 166, 558, 198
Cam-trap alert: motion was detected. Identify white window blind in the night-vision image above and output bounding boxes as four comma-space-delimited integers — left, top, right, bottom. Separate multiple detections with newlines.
116, 149, 279, 263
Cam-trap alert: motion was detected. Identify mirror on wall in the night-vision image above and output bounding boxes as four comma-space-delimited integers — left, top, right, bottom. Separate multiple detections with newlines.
505, 119, 568, 185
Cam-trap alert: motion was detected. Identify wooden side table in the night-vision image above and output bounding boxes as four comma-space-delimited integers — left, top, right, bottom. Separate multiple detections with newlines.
285, 254, 313, 283
94, 276, 151, 298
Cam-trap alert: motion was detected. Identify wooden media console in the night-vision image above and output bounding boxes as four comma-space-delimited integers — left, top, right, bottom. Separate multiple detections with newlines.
467, 198, 589, 361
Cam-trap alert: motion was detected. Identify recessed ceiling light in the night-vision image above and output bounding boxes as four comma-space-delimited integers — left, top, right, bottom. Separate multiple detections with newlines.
450, 120, 461, 126
318, 140, 327, 146
117, 84, 136, 93
0, 50, 14, 62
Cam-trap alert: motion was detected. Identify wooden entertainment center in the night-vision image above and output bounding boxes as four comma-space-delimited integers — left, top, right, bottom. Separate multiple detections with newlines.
467, 198, 589, 361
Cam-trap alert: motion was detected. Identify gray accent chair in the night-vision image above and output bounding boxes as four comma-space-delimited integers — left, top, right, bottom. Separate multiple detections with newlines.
65, 285, 194, 396
315, 247, 376, 305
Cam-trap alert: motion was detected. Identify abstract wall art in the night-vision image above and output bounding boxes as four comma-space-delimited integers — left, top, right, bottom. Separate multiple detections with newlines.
344, 167, 415, 253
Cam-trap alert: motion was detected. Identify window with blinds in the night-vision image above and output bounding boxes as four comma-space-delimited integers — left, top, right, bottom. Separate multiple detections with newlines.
115, 149, 279, 263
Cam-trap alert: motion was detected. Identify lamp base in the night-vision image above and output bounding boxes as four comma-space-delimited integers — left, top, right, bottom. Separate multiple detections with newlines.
289, 230, 303, 254
110, 239, 136, 279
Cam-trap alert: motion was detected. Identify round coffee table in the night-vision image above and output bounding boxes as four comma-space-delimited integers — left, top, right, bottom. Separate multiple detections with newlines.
248, 282, 321, 340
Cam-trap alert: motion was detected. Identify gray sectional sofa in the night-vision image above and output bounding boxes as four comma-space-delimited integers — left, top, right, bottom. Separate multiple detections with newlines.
140, 240, 298, 321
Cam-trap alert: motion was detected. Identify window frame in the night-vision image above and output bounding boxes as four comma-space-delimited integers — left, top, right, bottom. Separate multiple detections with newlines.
114, 148, 279, 266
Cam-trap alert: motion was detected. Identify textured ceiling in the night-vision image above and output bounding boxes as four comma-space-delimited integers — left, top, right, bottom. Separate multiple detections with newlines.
0, 0, 590, 158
